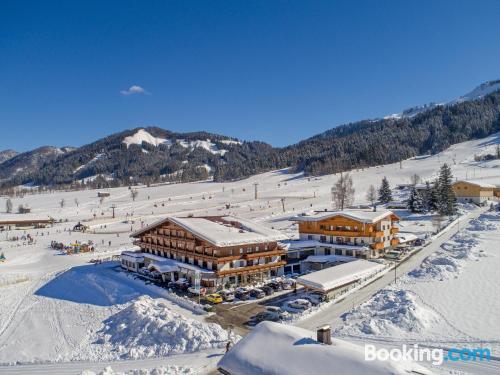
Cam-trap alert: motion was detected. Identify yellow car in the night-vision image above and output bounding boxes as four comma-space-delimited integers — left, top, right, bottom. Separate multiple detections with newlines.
205, 293, 223, 304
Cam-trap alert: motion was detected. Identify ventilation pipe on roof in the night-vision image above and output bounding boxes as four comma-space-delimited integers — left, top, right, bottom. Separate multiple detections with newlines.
317, 325, 332, 345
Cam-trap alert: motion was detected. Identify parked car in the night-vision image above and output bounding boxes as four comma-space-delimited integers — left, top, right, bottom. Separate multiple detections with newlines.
304, 292, 327, 306
414, 238, 425, 246
235, 288, 250, 301
250, 312, 275, 324
168, 278, 190, 291
250, 288, 265, 299
187, 287, 206, 296
280, 280, 293, 290
205, 293, 223, 304
266, 306, 290, 320
219, 290, 235, 302
265, 281, 281, 291
287, 298, 312, 310
260, 285, 274, 296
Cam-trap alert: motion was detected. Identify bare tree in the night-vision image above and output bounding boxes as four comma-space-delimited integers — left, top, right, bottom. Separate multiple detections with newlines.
410, 174, 421, 186
331, 173, 355, 210
74, 198, 79, 207
130, 189, 139, 201
366, 185, 377, 207
5, 198, 13, 213
60, 199, 65, 208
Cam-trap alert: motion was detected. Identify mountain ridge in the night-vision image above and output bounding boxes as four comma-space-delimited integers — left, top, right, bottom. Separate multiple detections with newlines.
2, 80, 500, 189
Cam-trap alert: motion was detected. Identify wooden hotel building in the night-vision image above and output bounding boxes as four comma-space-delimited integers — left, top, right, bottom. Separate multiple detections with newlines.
126, 215, 287, 288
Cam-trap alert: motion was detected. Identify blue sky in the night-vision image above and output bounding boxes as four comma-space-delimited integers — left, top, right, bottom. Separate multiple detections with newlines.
2, 0, 500, 151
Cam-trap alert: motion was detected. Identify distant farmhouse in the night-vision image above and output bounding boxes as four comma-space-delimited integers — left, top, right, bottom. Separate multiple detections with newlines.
0, 218, 54, 231
452, 180, 500, 204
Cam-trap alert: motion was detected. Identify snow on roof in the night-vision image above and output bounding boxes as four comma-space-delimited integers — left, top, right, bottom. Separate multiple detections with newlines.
454, 180, 497, 188
303, 254, 358, 264
281, 239, 369, 252
294, 209, 397, 224
296, 259, 385, 292
396, 233, 419, 244
132, 216, 287, 247
217, 321, 428, 375
121, 250, 145, 260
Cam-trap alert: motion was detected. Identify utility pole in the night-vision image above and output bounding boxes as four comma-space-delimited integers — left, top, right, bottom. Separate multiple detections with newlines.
111, 204, 116, 219
281, 197, 286, 213
254, 183, 259, 200
394, 261, 397, 284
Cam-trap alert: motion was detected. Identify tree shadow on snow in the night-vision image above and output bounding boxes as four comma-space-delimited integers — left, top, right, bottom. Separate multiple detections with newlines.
35, 263, 163, 306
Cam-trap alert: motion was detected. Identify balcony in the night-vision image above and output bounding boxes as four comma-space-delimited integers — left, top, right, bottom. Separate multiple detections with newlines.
244, 248, 286, 260
370, 242, 385, 250
390, 227, 399, 234
217, 261, 287, 277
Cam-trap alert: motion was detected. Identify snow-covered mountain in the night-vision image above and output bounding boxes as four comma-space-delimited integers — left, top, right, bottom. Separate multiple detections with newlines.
452, 79, 500, 103
0, 150, 18, 164
2, 79, 500, 188
0, 146, 74, 180
385, 79, 500, 120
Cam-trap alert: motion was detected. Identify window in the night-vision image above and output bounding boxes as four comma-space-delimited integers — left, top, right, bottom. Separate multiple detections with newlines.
240, 248, 244, 254
325, 248, 331, 255
335, 249, 343, 255
308, 235, 313, 240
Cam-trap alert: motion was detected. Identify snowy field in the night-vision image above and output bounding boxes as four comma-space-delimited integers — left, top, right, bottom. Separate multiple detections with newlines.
1, 133, 500, 372
335, 210, 500, 371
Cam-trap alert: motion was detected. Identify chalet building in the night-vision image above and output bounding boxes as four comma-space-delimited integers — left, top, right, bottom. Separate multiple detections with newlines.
0, 218, 54, 231
126, 216, 287, 288
283, 210, 399, 273
452, 180, 498, 204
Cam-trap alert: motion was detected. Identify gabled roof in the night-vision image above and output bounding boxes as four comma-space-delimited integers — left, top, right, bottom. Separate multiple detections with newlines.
131, 215, 287, 247
296, 259, 384, 292
453, 180, 497, 188
294, 209, 398, 224
217, 321, 428, 375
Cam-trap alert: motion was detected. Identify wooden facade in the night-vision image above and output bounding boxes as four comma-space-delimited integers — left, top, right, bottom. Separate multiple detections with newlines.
131, 216, 286, 287
296, 211, 399, 258
452, 181, 496, 204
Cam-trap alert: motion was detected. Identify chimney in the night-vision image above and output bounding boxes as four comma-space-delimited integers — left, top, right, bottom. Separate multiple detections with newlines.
317, 325, 332, 345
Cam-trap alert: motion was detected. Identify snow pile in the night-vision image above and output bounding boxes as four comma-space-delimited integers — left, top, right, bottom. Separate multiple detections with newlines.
81, 365, 193, 375
92, 296, 231, 360
337, 290, 439, 337
409, 230, 484, 281
467, 216, 498, 231
123, 130, 170, 148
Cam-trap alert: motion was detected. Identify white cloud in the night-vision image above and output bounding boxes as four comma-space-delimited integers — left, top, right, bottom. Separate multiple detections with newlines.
120, 85, 150, 96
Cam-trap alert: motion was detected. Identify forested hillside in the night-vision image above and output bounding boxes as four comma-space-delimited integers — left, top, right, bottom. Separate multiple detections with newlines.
2, 85, 500, 189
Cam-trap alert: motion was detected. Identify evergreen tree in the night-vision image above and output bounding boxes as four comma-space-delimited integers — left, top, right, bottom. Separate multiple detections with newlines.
428, 181, 440, 212
407, 187, 424, 213
378, 177, 393, 204
437, 163, 457, 215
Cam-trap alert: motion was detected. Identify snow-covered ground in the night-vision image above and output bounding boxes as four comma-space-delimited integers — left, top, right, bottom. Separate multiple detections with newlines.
2, 133, 500, 372
335, 209, 500, 372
